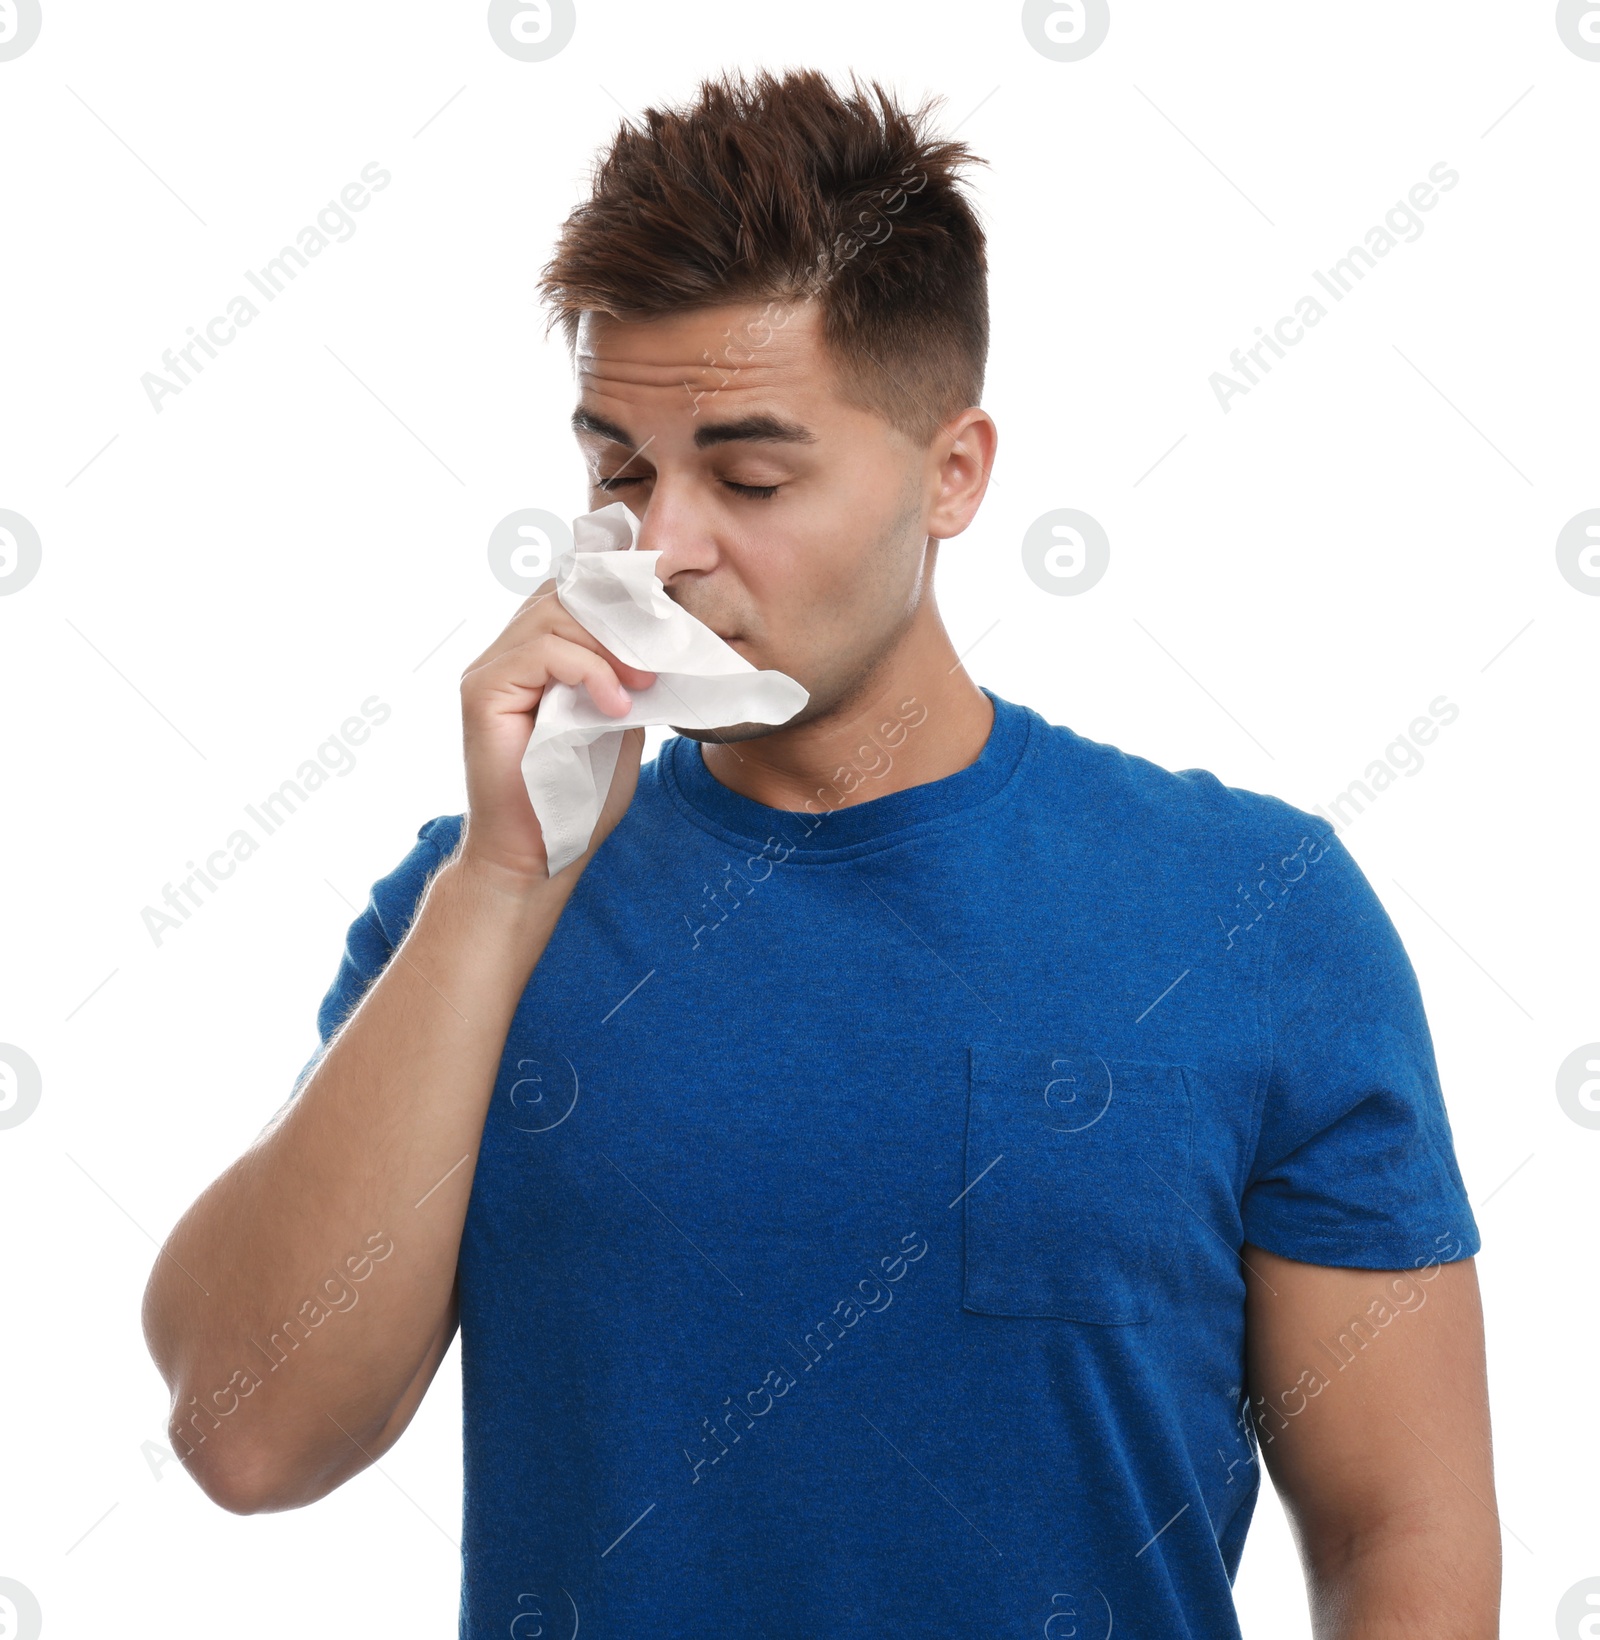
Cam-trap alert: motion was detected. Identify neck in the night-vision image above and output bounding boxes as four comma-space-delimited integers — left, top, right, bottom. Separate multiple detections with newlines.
699, 599, 995, 813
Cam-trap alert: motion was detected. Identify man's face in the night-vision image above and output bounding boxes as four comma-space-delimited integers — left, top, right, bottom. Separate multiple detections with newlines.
571, 300, 941, 741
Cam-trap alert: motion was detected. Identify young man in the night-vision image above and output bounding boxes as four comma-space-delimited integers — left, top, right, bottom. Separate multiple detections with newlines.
144, 69, 1498, 1639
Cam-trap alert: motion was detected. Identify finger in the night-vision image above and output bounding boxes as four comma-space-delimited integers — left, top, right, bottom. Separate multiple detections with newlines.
467, 587, 657, 693
548, 594, 662, 691
610, 658, 659, 690
520, 618, 657, 698
465, 631, 638, 717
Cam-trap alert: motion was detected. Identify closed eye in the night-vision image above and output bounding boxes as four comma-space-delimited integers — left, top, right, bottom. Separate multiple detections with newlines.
596, 475, 780, 500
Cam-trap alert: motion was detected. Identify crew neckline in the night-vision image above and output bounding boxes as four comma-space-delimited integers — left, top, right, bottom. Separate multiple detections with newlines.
658, 686, 1033, 862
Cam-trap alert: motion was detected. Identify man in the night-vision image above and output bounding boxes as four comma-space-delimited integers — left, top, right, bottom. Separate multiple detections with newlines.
143, 68, 1498, 1639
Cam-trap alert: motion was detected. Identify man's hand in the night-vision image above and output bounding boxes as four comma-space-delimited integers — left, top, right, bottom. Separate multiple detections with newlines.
457, 578, 658, 882
1243, 1244, 1500, 1639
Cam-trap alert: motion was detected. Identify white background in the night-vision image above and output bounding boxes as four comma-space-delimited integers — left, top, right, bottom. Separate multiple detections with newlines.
1, 2, 1595, 1635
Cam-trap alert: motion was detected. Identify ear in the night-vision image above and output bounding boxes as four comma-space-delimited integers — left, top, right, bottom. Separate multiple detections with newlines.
925, 408, 998, 541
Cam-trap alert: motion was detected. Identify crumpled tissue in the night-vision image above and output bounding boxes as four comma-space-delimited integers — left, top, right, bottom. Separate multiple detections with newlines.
520, 502, 809, 875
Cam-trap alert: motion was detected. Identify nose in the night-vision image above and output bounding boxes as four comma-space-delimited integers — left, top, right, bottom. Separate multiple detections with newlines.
632, 479, 718, 582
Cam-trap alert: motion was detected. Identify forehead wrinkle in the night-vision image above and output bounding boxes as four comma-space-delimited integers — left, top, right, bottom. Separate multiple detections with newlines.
576, 353, 798, 397
574, 313, 836, 450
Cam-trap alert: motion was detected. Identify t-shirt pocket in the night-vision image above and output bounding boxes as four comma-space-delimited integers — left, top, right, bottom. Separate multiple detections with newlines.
961, 1043, 1195, 1325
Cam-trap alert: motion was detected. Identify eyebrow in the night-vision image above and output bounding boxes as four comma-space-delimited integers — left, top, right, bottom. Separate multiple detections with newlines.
571, 408, 817, 451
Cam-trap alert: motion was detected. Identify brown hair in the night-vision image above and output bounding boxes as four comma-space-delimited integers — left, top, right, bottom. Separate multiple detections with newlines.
537, 68, 989, 445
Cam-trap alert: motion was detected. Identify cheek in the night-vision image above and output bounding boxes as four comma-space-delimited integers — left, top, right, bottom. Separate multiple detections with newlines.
729, 530, 826, 623
732, 480, 915, 652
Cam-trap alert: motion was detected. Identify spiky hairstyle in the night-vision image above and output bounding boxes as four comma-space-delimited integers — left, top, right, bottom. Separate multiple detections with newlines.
537, 68, 989, 444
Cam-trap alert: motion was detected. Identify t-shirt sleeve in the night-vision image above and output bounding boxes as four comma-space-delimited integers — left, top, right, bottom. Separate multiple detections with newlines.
287, 814, 464, 1095
1240, 820, 1481, 1270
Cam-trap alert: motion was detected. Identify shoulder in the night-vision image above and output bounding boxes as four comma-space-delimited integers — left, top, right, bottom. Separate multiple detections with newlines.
415, 813, 465, 859
1021, 705, 1334, 868
363, 813, 465, 938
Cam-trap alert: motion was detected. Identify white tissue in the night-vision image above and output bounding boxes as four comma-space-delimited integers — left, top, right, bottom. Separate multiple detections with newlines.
520, 502, 810, 875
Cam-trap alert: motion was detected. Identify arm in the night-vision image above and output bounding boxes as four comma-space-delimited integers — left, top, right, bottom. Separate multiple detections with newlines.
1242, 1243, 1500, 1640
141, 589, 655, 1514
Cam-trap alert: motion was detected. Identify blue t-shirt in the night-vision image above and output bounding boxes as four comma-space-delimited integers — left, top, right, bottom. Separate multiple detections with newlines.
308, 687, 1480, 1640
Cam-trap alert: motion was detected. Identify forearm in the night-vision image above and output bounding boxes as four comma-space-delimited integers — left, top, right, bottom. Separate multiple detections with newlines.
142, 846, 569, 1510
